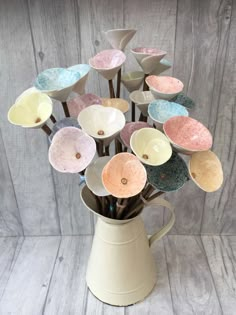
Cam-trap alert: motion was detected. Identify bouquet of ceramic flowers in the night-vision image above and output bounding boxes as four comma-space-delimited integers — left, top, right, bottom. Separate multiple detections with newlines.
8, 28, 224, 221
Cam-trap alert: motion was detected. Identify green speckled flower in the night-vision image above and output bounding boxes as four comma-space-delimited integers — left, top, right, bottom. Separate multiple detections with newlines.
171, 93, 195, 109
145, 152, 189, 192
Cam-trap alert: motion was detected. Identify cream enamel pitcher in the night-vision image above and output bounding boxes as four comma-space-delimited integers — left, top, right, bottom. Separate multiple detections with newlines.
81, 185, 175, 306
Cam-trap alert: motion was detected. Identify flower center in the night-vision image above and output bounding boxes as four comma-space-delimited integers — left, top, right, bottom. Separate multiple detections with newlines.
97, 130, 104, 135
191, 172, 196, 179
121, 178, 128, 185
75, 153, 81, 159
35, 117, 41, 123
142, 154, 149, 159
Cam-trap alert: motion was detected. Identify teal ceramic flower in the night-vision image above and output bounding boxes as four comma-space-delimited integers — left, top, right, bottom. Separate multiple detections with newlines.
145, 152, 189, 191
170, 93, 195, 109
148, 100, 188, 124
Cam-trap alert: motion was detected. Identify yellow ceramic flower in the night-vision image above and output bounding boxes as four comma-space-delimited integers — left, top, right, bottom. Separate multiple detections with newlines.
8, 90, 53, 128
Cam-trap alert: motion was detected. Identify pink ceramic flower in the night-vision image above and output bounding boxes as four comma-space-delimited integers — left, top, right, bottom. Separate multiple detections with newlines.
163, 116, 213, 152
49, 127, 96, 173
102, 153, 147, 198
68, 93, 102, 118
120, 122, 151, 148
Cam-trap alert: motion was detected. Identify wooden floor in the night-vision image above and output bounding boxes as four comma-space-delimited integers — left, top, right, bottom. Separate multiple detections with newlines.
0, 235, 235, 315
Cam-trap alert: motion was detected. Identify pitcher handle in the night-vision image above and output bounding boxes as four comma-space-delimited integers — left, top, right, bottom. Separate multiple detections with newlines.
144, 197, 175, 247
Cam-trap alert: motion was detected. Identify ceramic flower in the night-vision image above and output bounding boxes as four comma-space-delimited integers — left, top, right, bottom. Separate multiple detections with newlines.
89, 49, 126, 80
120, 122, 151, 148
145, 152, 189, 192
131, 47, 167, 74
170, 92, 195, 110
150, 59, 172, 76
85, 156, 111, 196
129, 90, 155, 116
48, 127, 96, 173
189, 150, 223, 192
68, 64, 91, 95
148, 99, 188, 129
146, 75, 184, 100
121, 71, 144, 92
102, 153, 147, 198
68, 93, 102, 118
101, 98, 129, 113
104, 29, 136, 51
78, 105, 126, 142
163, 116, 213, 154
34, 66, 84, 102
48, 117, 80, 143
8, 90, 52, 128
130, 127, 172, 166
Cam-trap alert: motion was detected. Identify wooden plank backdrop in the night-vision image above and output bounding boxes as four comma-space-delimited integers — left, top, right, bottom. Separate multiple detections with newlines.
0, 0, 235, 236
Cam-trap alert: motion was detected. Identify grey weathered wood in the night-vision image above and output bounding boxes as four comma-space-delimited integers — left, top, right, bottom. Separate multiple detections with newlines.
167, 0, 233, 234
164, 235, 222, 315
201, 0, 236, 234
0, 128, 23, 236
0, 237, 24, 298
0, 237, 60, 315
202, 236, 236, 315
43, 236, 91, 315
0, 0, 60, 236
126, 239, 174, 315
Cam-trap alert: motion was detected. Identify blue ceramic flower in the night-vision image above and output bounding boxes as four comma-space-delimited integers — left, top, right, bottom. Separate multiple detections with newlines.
68, 64, 91, 78
145, 152, 189, 192
35, 68, 81, 91
148, 100, 188, 124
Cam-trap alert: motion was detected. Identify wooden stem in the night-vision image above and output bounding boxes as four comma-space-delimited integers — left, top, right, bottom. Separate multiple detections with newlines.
116, 68, 121, 98
139, 112, 148, 122
143, 74, 149, 91
105, 146, 110, 156
61, 101, 70, 117
131, 101, 135, 122
50, 114, 57, 123
41, 124, 52, 136
108, 80, 115, 98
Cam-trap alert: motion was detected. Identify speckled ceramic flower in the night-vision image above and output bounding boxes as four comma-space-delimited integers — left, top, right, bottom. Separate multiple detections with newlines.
120, 122, 151, 148
68, 93, 102, 118
102, 153, 147, 198
48, 117, 80, 143
170, 92, 195, 110
8, 90, 52, 128
49, 127, 96, 173
145, 152, 189, 192
68, 64, 91, 94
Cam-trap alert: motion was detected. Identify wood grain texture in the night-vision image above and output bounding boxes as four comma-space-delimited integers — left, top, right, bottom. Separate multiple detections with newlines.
0, 237, 60, 315
202, 236, 236, 315
43, 236, 91, 315
0, 237, 24, 299
126, 239, 174, 315
0, 129, 23, 236
167, 0, 233, 234
201, 0, 236, 234
0, 0, 60, 236
164, 235, 222, 315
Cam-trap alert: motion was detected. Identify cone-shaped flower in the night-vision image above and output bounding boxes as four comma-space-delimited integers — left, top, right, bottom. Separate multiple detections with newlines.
48, 117, 80, 143
85, 156, 111, 196
68, 93, 102, 118
48, 127, 96, 173
189, 150, 223, 192
101, 98, 129, 113
163, 116, 213, 154
89, 49, 126, 80
150, 59, 172, 76
78, 105, 125, 142
121, 71, 144, 92
145, 152, 189, 192
146, 75, 184, 100
120, 122, 151, 148
104, 29, 136, 51
68, 64, 91, 95
102, 153, 147, 198
170, 92, 195, 110
34, 67, 82, 102
131, 47, 167, 74
129, 90, 156, 117
8, 90, 52, 128
148, 99, 188, 129
130, 128, 172, 166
